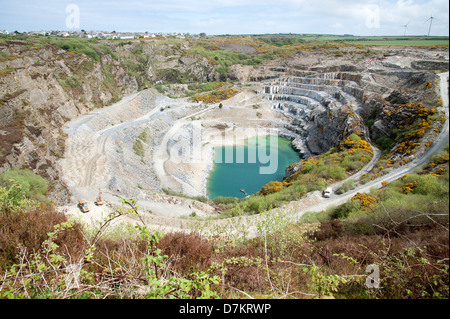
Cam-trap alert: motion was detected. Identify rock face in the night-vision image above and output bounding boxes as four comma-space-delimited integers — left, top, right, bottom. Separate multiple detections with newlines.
227, 64, 255, 83
263, 71, 368, 158
0, 43, 136, 202
412, 60, 449, 71
260, 49, 446, 174
0, 41, 220, 202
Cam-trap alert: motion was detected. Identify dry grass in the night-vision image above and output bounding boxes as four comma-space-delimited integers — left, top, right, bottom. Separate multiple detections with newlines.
0, 183, 447, 299
0, 205, 85, 272
0, 206, 447, 299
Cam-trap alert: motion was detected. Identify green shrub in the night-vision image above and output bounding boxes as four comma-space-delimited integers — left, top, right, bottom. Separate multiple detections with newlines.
122, 57, 142, 77
61, 75, 81, 88
0, 169, 48, 202
315, 165, 347, 180
242, 196, 267, 214
348, 133, 362, 142
187, 45, 270, 77
369, 193, 449, 234
138, 129, 149, 143
154, 84, 166, 93
299, 211, 330, 224
342, 216, 377, 235
375, 136, 395, 150
212, 196, 238, 205
341, 156, 365, 171
188, 196, 209, 203
376, 185, 404, 202
301, 162, 316, 173
329, 200, 361, 220
133, 139, 145, 157
188, 82, 222, 92
331, 169, 449, 236
284, 183, 308, 197
310, 177, 328, 191
56, 39, 118, 62
408, 174, 446, 196
294, 174, 327, 192
335, 180, 356, 195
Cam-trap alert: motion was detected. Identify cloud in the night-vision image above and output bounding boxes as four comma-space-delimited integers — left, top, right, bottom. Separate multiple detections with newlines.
0, 0, 448, 35
332, 22, 344, 29
190, 18, 226, 28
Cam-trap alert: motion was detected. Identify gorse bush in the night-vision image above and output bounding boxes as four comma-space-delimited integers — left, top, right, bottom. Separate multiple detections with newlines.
376, 100, 442, 157
191, 89, 237, 103
259, 181, 285, 196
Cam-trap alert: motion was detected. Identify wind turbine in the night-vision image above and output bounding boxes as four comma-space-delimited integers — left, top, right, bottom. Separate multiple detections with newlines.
401, 21, 410, 36
425, 15, 435, 36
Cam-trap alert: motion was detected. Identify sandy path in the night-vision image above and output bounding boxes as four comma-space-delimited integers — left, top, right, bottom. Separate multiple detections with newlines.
78, 135, 108, 187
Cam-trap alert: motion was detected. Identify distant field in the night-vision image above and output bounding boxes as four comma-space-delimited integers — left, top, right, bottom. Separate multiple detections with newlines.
2, 33, 448, 48
297, 35, 449, 47
343, 39, 449, 46
248, 34, 449, 47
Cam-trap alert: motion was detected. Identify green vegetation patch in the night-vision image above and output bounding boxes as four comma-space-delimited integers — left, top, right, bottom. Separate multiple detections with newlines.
56, 39, 118, 61
0, 169, 48, 207
310, 143, 450, 236
133, 139, 145, 157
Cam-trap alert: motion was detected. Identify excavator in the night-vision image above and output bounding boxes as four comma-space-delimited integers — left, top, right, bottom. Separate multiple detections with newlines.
78, 200, 90, 213
95, 188, 104, 206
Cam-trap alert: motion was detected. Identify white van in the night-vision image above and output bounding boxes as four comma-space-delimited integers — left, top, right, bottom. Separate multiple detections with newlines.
323, 188, 333, 198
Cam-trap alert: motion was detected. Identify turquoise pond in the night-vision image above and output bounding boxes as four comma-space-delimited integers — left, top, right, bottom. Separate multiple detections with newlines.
206, 136, 301, 199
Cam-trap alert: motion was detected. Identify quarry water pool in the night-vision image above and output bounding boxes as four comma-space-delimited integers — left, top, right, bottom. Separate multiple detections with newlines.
207, 136, 300, 199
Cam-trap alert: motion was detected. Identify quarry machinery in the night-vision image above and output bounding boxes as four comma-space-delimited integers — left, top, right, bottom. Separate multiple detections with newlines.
95, 188, 104, 206
78, 200, 90, 213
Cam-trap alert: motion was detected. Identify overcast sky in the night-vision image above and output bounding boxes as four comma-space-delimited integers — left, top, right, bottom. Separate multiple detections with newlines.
1, 0, 448, 36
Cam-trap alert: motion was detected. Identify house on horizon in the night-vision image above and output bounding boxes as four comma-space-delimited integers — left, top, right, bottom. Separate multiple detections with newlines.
118, 33, 135, 39
57, 31, 70, 37
102, 33, 118, 39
